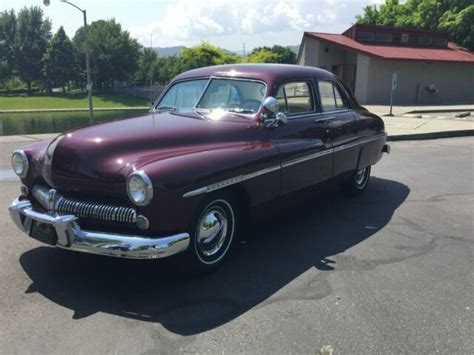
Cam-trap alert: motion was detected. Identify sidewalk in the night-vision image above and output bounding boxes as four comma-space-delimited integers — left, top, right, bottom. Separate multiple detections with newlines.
364, 104, 474, 140
364, 104, 474, 117
0, 105, 473, 144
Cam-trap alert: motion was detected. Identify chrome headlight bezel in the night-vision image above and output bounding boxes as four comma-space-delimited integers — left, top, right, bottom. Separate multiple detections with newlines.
126, 170, 154, 206
11, 150, 29, 178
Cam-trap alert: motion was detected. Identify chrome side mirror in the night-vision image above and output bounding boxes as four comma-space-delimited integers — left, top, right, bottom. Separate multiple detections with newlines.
262, 96, 287, 127
262, 96, 279, 114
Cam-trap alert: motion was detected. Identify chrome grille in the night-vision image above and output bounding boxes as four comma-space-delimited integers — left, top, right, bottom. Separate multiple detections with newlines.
33, 184, 137, 224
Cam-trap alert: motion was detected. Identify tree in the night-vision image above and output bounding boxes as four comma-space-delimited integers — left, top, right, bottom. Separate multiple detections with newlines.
0, 10, 17, 85
153, 56, 183, 84
180, 42, 240, 72
356, 0, 474, 51
16, 6, 51, 91
439, 5, 474, 51
135, 47, 158, 84
73, 19, 140, 88
246, 45, 296, 64
42, 27, 77, 92
246, 49, 279, 63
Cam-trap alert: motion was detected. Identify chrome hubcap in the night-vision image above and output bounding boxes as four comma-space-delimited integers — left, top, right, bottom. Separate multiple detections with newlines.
355, 167, 368, 186
196, 207, 228, 257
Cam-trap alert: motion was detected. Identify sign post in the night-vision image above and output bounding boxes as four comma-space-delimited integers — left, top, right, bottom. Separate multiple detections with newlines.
389, 73, 398, 116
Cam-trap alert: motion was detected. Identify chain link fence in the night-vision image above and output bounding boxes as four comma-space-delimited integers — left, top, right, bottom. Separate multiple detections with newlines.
113, 84, 166, 103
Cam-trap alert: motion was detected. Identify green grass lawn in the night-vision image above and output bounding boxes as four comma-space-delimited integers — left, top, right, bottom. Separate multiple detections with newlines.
0, 91, 150, 110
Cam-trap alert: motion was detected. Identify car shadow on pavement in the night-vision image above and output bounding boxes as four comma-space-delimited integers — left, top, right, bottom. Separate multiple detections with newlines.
19, 177, 409, 335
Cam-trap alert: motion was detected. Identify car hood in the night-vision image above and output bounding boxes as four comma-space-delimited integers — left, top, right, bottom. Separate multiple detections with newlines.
43, 111, 257, 194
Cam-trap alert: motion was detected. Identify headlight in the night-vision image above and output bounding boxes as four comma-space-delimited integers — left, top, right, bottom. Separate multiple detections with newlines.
126, 171, 153, 206
11, 150, 29, 178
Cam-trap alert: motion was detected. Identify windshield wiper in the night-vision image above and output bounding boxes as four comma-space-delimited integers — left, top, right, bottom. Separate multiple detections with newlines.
155, 105, 179, 112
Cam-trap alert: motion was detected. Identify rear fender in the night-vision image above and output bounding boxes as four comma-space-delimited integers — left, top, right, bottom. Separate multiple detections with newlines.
357, 134, 387, 170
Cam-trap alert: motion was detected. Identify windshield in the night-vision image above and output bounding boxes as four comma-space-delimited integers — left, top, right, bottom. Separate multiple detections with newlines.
196, 79, 265, 114
156, 79, 207, 111
156, 78, 266, 114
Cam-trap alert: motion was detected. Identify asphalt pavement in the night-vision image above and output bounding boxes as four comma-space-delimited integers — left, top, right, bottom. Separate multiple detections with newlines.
0, 137, 473, 354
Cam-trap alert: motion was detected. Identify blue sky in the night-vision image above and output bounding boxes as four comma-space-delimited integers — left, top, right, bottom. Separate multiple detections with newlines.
3, 0, 383, 50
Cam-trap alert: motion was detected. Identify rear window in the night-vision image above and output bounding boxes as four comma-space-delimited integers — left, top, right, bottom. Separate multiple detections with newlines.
276, 82, 314, 114
318, 80, 347, 112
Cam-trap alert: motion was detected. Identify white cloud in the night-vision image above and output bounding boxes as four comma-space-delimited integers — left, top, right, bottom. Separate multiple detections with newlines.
128, 0, 342, 47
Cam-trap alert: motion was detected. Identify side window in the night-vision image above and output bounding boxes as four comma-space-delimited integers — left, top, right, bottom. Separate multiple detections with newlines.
318, 80, 347, 112
276, 81, 314, 115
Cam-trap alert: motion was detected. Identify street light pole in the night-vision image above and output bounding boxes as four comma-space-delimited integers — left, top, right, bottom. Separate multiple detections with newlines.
150, 33, 153, 106
43, 0, 94, 123
82, 9, 93, 123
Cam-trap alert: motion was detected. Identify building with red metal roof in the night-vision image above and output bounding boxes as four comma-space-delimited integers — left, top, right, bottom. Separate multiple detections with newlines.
297, 24, 474, 105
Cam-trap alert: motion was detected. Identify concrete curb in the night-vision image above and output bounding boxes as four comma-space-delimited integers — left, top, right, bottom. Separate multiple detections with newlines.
388, 130, 474, 141
405, 108, 473, 114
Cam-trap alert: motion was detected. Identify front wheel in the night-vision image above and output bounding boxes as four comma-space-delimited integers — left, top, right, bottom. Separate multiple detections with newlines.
177, 194, 238, 274
342, 166, 371, 196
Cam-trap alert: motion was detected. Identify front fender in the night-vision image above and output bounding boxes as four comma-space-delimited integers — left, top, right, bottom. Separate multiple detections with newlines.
139, 140, 281, 233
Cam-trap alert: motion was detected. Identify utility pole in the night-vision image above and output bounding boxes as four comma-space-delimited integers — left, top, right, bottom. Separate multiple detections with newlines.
243, 42, 246, 58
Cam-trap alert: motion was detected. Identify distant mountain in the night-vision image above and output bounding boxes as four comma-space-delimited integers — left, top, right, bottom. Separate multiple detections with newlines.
152, 46, 185, 57
151, 44, 300, 57
231, 45, 300, 57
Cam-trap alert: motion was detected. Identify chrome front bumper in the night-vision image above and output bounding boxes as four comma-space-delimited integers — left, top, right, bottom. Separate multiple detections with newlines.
9, 198, 190, 259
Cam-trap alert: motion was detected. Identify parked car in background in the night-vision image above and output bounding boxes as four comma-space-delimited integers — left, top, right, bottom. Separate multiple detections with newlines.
9, 64, 390, 273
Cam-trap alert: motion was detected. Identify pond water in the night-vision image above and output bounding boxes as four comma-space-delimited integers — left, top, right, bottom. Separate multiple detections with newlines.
0, 109, 149, 136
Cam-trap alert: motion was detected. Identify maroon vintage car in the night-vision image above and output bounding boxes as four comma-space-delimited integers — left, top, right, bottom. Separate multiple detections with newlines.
9, 64, 390, 272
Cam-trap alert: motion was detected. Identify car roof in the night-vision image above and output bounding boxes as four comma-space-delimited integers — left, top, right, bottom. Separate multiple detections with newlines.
173, 63, 335, 83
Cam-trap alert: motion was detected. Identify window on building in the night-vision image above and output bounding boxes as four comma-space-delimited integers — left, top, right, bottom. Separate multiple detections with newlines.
417, 35, 432, 46
357, 31, 375, 42
400, 33, 409, 44
375, 32, 393, 43
318, 81, 346, 112
276, 82, 314, 114
432, 37, 447, 47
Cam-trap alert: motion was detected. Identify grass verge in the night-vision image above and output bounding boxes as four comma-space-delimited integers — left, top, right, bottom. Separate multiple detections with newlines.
0, 91, 149, 110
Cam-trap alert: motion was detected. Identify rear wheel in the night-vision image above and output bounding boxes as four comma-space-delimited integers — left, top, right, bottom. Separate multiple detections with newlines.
177, 193, 238, 274
342, 166, 371, 195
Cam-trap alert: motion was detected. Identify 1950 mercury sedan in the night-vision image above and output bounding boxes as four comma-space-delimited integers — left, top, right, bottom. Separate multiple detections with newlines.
9, 64, 390, 273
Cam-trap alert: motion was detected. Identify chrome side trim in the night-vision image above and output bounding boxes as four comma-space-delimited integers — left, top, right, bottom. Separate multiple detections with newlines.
360, 133, 385, 143
9, 198, 190, 260
281, 149, 332, 168
183, 133, 386, 198
333, 133, 385, 153
333, 140, 360, 153
183, 165, 281, 198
